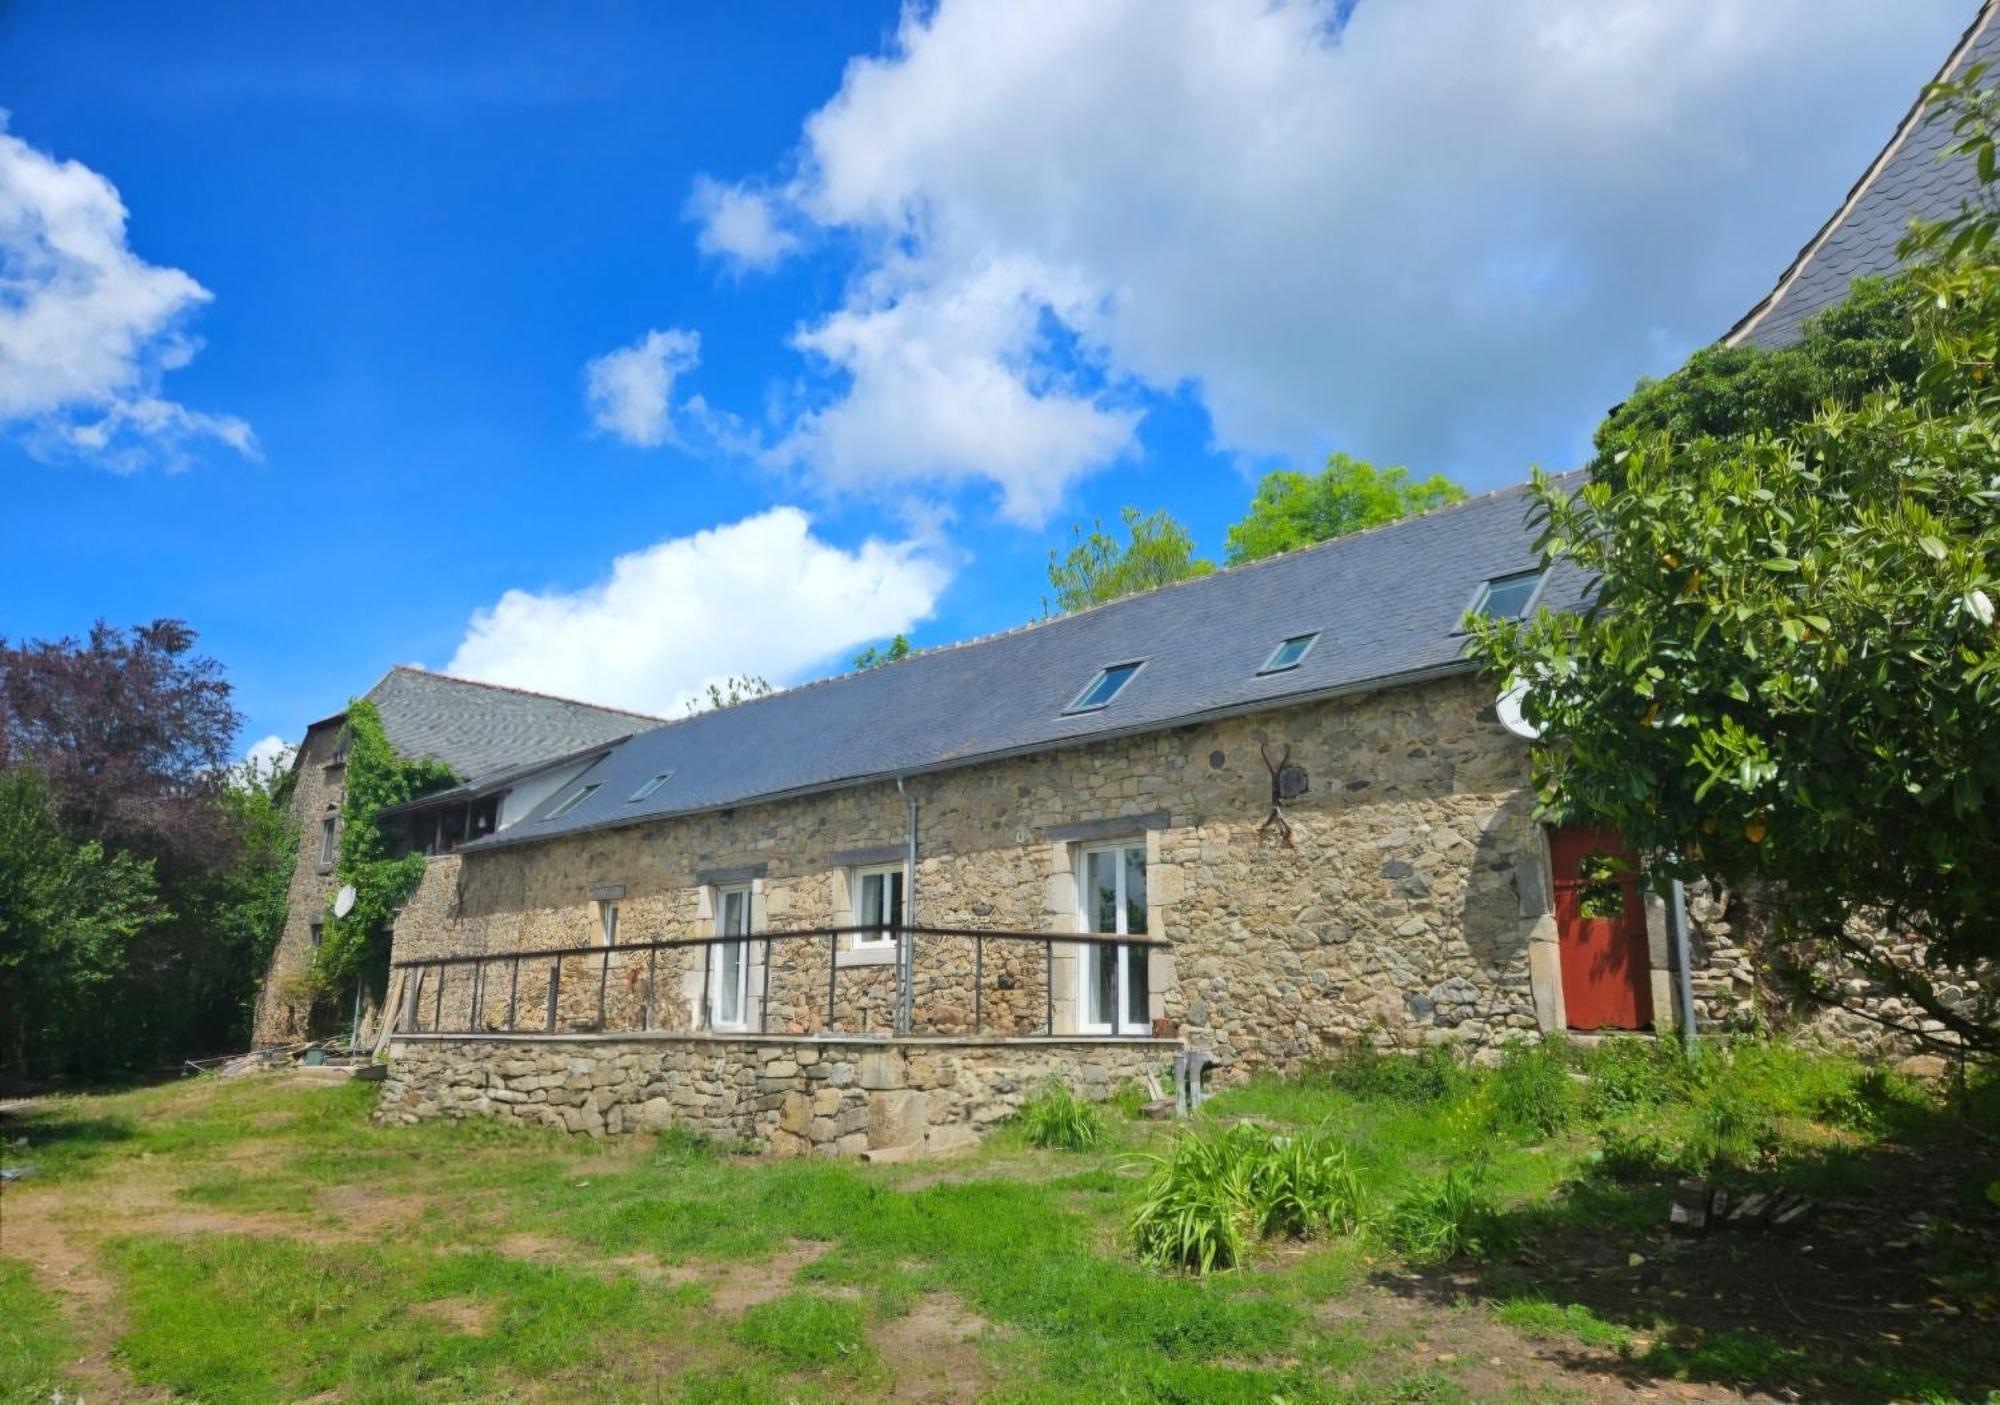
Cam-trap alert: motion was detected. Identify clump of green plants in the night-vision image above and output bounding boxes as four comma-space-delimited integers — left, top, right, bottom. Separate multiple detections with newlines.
1017, 1079, 1107, 1151
1313, 1039, 1471, 1104
1577, 1037, 1688, 1118
1130, 1122, 1365, 1274
1384, 1164, 1512, 1263
1484, 1041, 1581, 1140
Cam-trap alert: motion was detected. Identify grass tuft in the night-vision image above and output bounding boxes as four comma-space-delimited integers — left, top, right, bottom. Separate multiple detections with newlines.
1131, 1122, 1365, 1273
1017, 1078, 1107, 1151
1383, 1165, 1511, 1264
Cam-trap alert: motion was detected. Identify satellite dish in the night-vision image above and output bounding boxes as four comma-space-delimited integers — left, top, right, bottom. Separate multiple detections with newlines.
1496, 681, 1542, 741
333, 884, 357, 919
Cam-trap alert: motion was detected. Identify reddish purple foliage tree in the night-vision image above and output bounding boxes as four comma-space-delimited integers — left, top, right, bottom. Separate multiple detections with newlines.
0, 619, 242, 874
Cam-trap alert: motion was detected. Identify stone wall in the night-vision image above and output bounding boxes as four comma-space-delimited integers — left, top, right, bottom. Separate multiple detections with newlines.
388, 673, 1571, 1065
378, 1033, 1174, 1157
252, 717, 349, 1045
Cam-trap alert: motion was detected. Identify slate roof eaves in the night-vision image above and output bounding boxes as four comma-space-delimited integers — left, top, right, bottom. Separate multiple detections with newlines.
468, 473, 1583, 856
1726, 1, 1999, 349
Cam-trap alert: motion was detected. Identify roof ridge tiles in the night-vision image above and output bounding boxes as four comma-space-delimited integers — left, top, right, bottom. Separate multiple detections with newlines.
380, 665, 666, 722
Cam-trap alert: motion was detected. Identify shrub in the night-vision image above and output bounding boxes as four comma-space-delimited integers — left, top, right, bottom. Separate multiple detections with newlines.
1594, 1125, 1691, 1180
1130, 1125, 1256, 1274
1130, 1122, 1366, 1273
1385, 1165, 1512, 1263
1577, 1038, 1689, 1119
1486, 1042, 1581, 1140
1244, 1126, 1364, 1239
1316, 1041, 1470, 1104
1686, 1081, 1779, 1171
1018, 1079, 1107, 1152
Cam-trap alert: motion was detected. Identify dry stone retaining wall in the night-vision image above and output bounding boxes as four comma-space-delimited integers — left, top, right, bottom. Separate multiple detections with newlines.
379, 1034, 1174, 1157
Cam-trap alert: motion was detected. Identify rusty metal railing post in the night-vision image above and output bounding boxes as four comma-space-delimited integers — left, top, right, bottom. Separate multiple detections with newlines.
760, 935, 772, 1033
700, 941, 713, 1031
644, 946, 656, 1032
596, 947, 611, 1031
506, 957, 519, 1032
546, 956, 560, 1033
1045, 939, 1054, 1036
469, 960, 482, 1033
826, 931, 837, 1033
973, 936, 983, 1035
434, 963, 446, 1033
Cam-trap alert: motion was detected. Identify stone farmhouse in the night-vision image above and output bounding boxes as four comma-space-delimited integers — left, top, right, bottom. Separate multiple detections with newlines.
252, 666, 657, 1045
258, 5, 1993, 1155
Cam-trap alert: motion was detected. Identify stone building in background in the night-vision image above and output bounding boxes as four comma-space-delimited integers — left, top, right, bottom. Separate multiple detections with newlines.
251, 667, 655, 1046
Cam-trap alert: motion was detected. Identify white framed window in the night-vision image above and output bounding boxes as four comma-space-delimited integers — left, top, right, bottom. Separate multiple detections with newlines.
318, 814, 338, 869
1260, 632, 1319, 674
596, 899, 619, 948
547, 782, 600, 819
710, 884, 751, 1030
1471, 570, 1544, 620
1065, 661, 1144, 714
1076, 840, 1151, 1036
851, 864, 905, 948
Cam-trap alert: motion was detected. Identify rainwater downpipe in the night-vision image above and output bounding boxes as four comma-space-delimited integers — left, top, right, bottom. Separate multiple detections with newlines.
896, 775, 918, 1036
1667, 875, 1698, 1048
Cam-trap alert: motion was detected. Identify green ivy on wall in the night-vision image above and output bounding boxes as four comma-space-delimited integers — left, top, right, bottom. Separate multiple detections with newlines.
317, 698, 455, 984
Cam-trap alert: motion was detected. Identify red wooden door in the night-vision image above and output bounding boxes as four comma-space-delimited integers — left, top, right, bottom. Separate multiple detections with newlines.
1548, 825, 1653, 1031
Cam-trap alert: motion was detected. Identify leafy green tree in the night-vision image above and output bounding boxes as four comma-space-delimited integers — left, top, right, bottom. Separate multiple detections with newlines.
1047, 507, 1215, 613
1469, 75, 2000, 1052
686, 675, 775, 715
852, 635, 912, 670
1224, 454, 1465, 565
1590, 276, 1918, 474
0, 768, 160, 1077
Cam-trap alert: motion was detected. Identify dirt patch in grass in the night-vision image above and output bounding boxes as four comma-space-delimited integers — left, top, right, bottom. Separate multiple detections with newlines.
412, 1295, 499, 1336
316, 1182, 433, 1235
872, 1292, 995, 1403
692, 1240, 834, 1312
1, 1184, 162, 1402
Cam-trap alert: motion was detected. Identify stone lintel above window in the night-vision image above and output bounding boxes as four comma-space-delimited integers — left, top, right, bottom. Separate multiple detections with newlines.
1043, 811, 1171, 845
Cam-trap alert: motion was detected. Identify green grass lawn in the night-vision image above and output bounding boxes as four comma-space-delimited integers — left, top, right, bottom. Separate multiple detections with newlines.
2, 1039, 1996, 1403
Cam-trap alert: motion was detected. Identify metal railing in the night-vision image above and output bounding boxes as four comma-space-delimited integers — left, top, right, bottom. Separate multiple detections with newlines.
390, 924, 1169, 1040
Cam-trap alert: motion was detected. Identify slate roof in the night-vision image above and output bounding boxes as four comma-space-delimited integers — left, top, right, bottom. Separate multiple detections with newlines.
472, 475, 1585, 852
359, 667, 655, 783
1728, 0, 2000, 350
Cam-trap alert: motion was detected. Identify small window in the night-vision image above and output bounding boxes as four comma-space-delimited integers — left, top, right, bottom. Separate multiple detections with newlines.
308, 921, 324, 950
1472, 570, 1543, 620
318, 814, 338, 869
628, 772, 673, 802
852, 865, 904, 948
547, 783, 600, 819
1066, 661, 1143, 713
1260, 633, 1319, 674
597, 900, 619, 947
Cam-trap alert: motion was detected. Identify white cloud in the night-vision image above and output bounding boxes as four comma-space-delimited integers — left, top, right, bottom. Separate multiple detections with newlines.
0, 112, 254, 468
715, 0, 1966, 498
242, 733, 297, 775
445, 507, 950, 714
584, 326, 702, 447
771, 254, 1141, 525
685, 175, 800, 272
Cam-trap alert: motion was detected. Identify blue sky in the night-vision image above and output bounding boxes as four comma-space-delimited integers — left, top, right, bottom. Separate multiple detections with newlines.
0, 0, 1973, 762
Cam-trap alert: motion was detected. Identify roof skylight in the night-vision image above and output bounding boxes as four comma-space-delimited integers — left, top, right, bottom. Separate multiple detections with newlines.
628, 772, 673, 803
1472, 570, 1543, 620
1065, 661, 1143, 713
1260, 633, 1319, 674
546, 782, 601, 819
